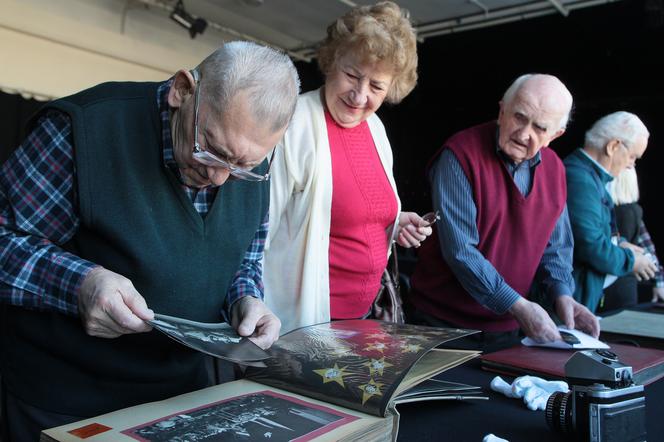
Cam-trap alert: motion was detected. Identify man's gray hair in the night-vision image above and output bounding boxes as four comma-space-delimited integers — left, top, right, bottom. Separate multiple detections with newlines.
197, 41, 300, 132
502, 73, 573, 130
584, 111, 649, 152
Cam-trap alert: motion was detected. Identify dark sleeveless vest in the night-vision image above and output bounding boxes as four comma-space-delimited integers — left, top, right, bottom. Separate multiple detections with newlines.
0, 82, 269, 415
410, 121, 566, 332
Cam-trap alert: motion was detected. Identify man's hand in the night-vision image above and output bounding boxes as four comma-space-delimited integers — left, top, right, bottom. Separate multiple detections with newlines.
619, 241, 644, 255
78, 267, 154, 338
554, 295, 600, 338
633, 252, 658, 281
653, 286, 664, 303
508, 297, 560, 343
230, 297, 281, 350
396, 212, 434, 248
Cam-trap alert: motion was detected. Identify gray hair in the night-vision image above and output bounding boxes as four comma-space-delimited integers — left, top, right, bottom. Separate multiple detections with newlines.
502, 73, 573, 130
197, 41, 300, 132
584, 111, 649, 153
608, 167, 640, 205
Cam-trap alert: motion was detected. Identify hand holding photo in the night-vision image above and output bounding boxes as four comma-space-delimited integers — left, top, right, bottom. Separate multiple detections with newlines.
148, 313, 270, 367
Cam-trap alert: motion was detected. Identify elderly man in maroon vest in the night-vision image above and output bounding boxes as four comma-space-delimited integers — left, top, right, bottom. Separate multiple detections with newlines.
410, 74, 599, 353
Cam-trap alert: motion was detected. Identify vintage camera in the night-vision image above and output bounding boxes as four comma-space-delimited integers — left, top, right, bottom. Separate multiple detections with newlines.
545, 349, 646, 441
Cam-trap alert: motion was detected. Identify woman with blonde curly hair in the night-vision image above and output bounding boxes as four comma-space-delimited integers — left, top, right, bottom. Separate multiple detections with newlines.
263, 1, 432, 332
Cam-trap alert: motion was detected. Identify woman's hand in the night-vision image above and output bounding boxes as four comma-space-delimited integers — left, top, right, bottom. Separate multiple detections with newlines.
396, 211, 435, 248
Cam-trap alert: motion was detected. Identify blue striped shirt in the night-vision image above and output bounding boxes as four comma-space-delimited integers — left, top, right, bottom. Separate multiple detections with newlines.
0, 80, 266, 320
430, 148, 575, 314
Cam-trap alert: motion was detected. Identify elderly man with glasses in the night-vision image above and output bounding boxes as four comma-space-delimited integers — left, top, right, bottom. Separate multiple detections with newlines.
564, 111, 656, 313
0, 41, 300, 440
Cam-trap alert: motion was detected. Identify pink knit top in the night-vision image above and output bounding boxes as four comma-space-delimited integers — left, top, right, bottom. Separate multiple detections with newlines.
326, 111, 398, 319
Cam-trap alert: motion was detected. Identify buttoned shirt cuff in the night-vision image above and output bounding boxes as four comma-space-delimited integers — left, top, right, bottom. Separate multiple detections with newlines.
486, 284, 522, 315
45, 258, 99, 316
221, 289, 261, 324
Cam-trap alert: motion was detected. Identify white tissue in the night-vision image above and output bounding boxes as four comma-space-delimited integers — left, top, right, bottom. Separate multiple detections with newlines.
490, 375, 569, 411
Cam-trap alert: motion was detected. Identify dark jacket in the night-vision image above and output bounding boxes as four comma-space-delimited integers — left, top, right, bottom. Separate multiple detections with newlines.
564, 148, 634, 311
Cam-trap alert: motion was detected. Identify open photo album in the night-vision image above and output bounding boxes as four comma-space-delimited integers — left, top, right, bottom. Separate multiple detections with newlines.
42, 320, 484, 442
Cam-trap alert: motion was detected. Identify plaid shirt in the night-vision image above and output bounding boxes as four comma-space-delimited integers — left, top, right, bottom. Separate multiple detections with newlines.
637, 220, 664, 288
0, 80, 266, 319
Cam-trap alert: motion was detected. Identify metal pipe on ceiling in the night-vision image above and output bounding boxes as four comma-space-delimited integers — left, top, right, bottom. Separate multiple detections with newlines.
417, 0, 620, 40
547, 0, 571, 16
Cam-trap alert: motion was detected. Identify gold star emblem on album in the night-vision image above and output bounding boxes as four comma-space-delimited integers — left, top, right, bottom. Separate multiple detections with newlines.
362, 357, 393, 376
313, 364, 349, 388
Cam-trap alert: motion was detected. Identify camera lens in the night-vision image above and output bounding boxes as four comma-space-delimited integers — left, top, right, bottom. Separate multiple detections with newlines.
545, 391, 574, 435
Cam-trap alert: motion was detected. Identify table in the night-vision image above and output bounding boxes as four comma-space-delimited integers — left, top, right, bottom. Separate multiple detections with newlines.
396, 359, 663, 441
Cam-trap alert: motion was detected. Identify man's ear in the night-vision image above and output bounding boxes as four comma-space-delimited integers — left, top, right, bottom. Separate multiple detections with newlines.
546, 128, 566, 146
167, 69, 196, 109
605, 138, 621, 157
497, 100, 504, 123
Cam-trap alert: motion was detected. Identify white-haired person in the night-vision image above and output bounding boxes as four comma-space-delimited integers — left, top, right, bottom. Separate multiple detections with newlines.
410, 74, 599, 353
565, 111, 658, 313
263, 1, 433, 333
0, 41, 299, 439
608, 167, 664, 303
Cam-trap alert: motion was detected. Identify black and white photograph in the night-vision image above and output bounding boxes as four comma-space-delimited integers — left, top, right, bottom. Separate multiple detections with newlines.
123, 390, 357, 442
148, 313, 270, 366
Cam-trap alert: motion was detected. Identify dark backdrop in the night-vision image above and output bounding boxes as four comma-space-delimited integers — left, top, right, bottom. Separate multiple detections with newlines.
0, 91, 42, 164
295, 0, 664, 259
1, 0, 662, 254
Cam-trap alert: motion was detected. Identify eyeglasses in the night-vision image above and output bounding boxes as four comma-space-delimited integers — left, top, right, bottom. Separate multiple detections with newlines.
191, 69, 274, 182
422, 210, 440, 227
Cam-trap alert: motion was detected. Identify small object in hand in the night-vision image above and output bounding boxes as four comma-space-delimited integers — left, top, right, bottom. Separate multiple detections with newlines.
559, 330, 580, 345
422, 210, 440, 226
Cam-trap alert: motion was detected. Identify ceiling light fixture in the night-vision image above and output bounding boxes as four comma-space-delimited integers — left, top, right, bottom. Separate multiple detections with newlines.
170, 0, 207, 39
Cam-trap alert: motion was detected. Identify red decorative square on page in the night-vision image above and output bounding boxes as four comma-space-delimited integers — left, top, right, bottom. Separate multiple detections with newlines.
67, 423, 112, 439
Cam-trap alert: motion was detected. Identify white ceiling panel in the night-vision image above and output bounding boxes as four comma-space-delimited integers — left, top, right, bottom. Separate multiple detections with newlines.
137, 0, 623, 61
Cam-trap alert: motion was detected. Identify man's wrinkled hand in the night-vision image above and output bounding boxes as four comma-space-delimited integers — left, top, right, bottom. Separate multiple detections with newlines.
554, 295, 600, 338
652, 286, 664, 303
231, 296, 281, 350
509, 298, 560, 343
633, 252, 658, 281
620, 241, 644, 255
78, 267, 154, 338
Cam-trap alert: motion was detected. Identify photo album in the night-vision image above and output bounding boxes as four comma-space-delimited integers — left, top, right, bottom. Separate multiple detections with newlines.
41, 319, 484, 442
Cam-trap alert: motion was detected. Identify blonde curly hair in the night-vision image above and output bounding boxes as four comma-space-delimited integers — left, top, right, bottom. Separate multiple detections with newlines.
317, 1, 418, 104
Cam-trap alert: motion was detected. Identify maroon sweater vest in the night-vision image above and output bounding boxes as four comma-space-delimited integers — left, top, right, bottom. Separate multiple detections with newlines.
410, 121, 566, 332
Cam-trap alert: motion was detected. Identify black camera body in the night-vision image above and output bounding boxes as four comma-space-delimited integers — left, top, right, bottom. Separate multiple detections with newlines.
545, 349, 646, 441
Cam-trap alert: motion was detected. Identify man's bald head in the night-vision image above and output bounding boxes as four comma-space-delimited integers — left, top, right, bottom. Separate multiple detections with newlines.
502, 74, 573, 130
497, 74, 573, 164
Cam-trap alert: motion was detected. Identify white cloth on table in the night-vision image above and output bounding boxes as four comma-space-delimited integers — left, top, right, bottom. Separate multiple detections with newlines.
490, 375, 569, 411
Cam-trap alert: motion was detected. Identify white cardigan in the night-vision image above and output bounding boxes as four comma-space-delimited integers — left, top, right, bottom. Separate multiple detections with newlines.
263, 89, 401, 333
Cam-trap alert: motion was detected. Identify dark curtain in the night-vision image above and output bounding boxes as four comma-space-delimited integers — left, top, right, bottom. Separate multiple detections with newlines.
0, 90, 44, 164
295, 0, 664, 261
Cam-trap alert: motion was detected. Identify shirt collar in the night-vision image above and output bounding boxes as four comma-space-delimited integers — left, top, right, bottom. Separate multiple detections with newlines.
157, 78, 184, 179
579, 148, 612, 176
